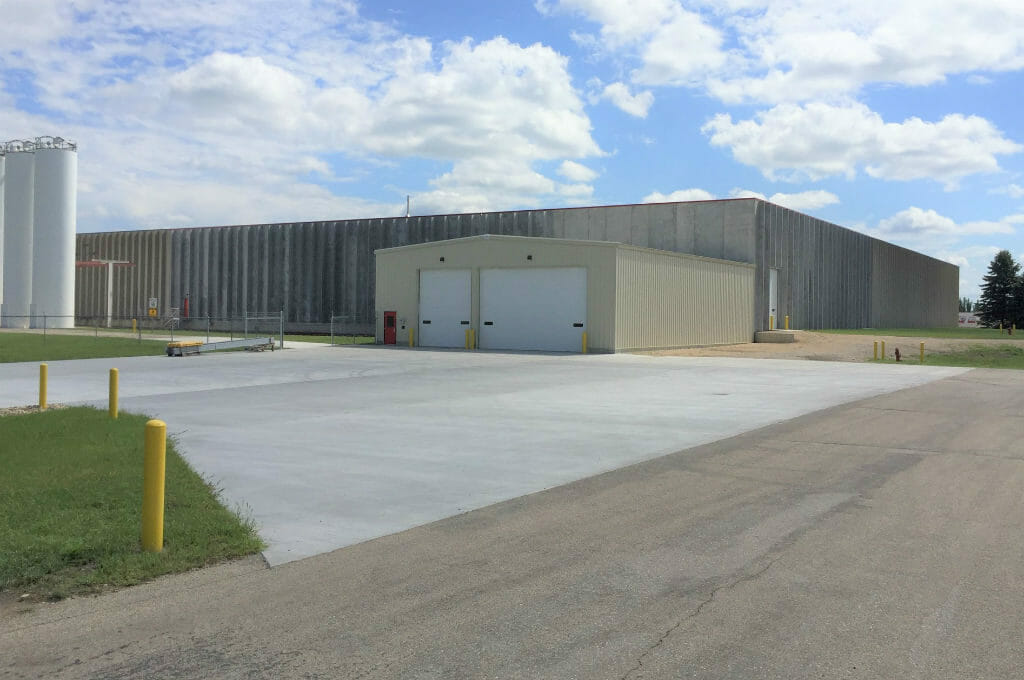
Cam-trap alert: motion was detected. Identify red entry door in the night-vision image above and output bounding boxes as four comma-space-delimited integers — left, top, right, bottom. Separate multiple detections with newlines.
383, 311, 397, 344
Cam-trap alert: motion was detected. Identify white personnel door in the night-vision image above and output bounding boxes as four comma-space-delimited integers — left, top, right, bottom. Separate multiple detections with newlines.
418, 269, 471, 347
479, 267, 586, 352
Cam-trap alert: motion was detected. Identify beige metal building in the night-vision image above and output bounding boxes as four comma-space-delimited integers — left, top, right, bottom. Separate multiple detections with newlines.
375, 234, 754, 353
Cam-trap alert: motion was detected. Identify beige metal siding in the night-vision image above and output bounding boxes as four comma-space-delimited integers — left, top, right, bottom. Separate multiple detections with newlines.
614, 247, 754, 350
376, 236, 618, 351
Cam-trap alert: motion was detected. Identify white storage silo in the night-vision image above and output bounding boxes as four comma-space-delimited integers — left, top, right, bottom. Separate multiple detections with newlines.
30, 137, 77, 329
0, 151, 5, 306
1, 142, 34, 329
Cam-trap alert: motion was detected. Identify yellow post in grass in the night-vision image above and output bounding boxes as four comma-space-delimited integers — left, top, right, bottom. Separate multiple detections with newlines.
873, 341, 878, 360
920, 342, 925, 364
141, 419, 167, 553
39, 363, 48, 410
109, 368, 119, 419
581, 331, 588, 354
881, 340, 886, 359
784, 315, 790, 330
409, 328, 415, 347
132, 318, 137, 333
769, 314, 774, 330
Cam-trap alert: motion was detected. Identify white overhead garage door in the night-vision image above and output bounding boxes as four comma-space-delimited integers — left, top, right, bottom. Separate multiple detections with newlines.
479, 267, 587, 352
419, 269, 471, 348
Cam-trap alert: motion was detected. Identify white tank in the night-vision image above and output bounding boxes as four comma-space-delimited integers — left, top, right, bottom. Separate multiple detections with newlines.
1, 144, 34, 329
30, 138, 77, 329
0, 152, 5, 307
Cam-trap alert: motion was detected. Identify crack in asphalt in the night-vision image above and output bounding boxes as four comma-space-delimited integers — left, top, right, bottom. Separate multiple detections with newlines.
620, 556, 782, 680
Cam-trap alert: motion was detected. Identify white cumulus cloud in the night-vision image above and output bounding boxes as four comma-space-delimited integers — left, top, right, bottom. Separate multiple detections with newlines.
542, 0, 1024, 105
600, 82, 654, 117
866, 207, 1017, 248
702, 102, 1021, 187
0, 6, 604, 228
643, 187, 839, 212
642, 188, 717, 203
558, 160, 599, 182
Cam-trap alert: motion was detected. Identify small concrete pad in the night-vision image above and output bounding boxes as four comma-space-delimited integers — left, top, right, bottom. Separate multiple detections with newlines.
754, 330, 797, 343
0, 347, 966, 564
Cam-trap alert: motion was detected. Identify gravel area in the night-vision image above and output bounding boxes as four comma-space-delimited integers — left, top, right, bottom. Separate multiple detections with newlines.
0, 403, 67, 417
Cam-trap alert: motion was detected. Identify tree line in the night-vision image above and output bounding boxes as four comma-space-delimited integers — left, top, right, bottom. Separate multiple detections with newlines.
976, 250, 1024, 328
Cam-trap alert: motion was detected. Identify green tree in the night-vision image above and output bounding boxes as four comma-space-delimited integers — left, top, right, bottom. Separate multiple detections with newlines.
976, 250, 1020, 327
959, 297, 973, 312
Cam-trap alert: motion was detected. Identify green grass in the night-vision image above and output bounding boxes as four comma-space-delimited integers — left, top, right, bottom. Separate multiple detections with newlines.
819, 327, 1022, 340
0, 407, 264, 600
924, 344, 1024, 369
0, 333, 166, 363
870, 344, 1024, 370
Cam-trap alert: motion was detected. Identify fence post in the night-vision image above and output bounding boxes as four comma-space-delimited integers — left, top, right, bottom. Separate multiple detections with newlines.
141, 420, 167, 553
206, 316, 211, 343
109, 368, 119, 419
43, 314, 47, 340
279, 310, 284, 349
330, 312, 335, 347
243, 311, 248, 339
39, 363, 48, 410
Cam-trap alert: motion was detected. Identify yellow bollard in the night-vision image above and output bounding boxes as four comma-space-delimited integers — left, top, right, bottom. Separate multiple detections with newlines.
132, 318, 137, 333
141, 419, 167, 553
784, 315, 790, 330
920, 341, 924, 364
769, 314, 774, 330
409, 328, 415, 347
873, 341, 878, 360
39, 363, 48, 410
581, 331, 588, 354
465, 328, 471, 350
109, 368, 119, 419
881, 340, 885, 359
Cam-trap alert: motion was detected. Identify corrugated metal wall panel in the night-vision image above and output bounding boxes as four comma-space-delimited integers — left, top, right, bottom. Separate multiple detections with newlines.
614, 247, 754, 350
753, 201, 895, 330
75, 197, 955, 333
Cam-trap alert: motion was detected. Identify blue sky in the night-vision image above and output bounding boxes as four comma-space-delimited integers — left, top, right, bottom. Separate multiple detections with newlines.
2, 0, 1023, 299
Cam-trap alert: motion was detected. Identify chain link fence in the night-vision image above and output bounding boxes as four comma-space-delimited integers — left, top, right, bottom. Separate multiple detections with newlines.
0, 312, 287, 349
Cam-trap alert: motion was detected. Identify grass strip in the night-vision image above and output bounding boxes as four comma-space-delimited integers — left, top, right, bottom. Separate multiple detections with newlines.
87, 328, 375, 344
820, 327, 1022, 340
0, 333, 166, 363
870, 344, 1024, 370
923, 344, 1024, 369
0, 407, 263, 600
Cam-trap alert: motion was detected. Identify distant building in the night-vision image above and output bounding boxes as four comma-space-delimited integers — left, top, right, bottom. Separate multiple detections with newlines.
958, 312, 981, 327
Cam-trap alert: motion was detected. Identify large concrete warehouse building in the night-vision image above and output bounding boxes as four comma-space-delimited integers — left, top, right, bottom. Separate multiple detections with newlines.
75, 198, 958, 348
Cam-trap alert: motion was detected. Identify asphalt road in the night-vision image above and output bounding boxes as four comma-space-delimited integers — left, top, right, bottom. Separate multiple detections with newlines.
3, 368, 1024, 679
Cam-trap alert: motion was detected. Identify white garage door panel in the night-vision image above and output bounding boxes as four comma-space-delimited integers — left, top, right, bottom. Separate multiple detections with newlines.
419, 270, 471, 348
480, 267, 586, 352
